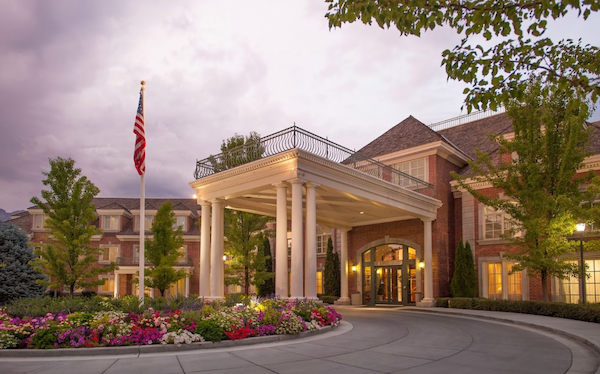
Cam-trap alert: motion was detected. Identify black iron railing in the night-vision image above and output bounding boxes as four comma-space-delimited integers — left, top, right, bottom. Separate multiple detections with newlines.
194, 126, 434, 195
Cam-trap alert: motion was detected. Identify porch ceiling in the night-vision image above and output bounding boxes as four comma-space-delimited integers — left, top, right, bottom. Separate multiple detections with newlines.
189, 149, 442, 228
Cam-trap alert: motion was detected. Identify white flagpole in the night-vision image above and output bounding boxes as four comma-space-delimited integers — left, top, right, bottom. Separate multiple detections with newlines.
138, 81, 146, 305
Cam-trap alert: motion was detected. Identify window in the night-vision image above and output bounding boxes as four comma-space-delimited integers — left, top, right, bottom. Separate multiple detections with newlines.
134, 245, 140, 264
317, 233, 331, 255
483, 261, 524, 300
98, 275, 115, 294
393, 157, 426, 187
168, 278, 186, 297
102, 215, 120, 231
316, 271, 323, 294
134, 284, 152, 297
482, 206, 519, 239
177, 246, 187, 263
173, 216, 187, 231
228, 284, 242, 294
135, 215, 153, 231
558, 259, 600, 303
100, 245, 119, 263
32, 214, 45, 230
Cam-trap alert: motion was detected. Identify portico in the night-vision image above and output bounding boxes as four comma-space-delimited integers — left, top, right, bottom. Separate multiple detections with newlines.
190, 127, 442, 305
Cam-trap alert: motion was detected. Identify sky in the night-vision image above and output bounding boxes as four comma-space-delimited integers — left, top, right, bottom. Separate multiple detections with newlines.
1, 1, 599, 213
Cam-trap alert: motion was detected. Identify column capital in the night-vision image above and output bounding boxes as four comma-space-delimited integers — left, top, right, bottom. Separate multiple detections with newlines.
421, 217, 435, 223
272, 182, 288, 188
305, 181, 321, 189
199, 200, 212, 207
287, 178, 306, 185
209, 198, 224, 205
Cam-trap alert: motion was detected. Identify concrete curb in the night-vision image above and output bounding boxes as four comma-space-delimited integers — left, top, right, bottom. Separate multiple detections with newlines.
0, 324, 336, 358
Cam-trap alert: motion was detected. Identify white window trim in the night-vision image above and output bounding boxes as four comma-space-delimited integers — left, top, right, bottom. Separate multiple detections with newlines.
101, 215, 121, 232
99, 244, 120, 264
478, 203, 522, 243
392, 156, 429, 187
98, 275, 115, 294
134, 215, 154, 232
174, 216, 187, 231
479, 256, 529, 300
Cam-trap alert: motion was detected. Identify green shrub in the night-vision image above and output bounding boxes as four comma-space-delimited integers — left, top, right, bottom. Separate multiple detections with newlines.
449, 297, 474, 309
319, 295, 338, 304
30, 326, 61, 349
194, 319, 226, 342
450, 240, 478, 297
435, 298, 451, 307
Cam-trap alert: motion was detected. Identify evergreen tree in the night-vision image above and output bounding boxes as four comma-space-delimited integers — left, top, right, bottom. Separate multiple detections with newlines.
143, 202, 187, 297
256, 237, 275, 297
0, 223, 46, 302
30, 157, 114, 296
450, 240, 478, 297
323, 237, 340, 296
452, 82, 600, 301
224, 210, 272, 296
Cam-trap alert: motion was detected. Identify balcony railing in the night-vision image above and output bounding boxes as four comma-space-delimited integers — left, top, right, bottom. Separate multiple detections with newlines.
194, 126, 434, 195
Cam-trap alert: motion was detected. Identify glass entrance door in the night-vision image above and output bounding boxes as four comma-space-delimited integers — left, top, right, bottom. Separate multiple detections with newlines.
376, 266, 402, 303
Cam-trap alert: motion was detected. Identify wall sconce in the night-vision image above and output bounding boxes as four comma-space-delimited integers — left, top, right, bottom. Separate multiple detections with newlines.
223, 255, 227, 261
418, 261, 425, 269
351, 264, 357, 273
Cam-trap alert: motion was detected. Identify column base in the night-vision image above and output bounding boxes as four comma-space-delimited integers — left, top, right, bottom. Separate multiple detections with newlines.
289, 295, 304, 300
334, 297, 351, 305
416, 298, 436, 307
204, 296, 225, 301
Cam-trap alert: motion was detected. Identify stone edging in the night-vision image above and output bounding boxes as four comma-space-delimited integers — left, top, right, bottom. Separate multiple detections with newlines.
0, 324, 337, 358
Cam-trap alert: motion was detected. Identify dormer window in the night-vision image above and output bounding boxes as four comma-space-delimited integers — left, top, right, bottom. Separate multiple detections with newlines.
173, 216, 187, 231
135, 215, 154, 231
102, 215, 120, 231
32, 214, 45, 230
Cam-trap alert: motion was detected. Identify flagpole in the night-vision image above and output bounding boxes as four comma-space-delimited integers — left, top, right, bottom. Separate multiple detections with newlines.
138, 80, 146, 305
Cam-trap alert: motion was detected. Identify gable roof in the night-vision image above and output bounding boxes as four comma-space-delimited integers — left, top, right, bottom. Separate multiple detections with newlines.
356, 116, 444, 159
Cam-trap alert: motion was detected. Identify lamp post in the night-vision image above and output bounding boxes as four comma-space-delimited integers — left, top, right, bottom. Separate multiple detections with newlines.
576, 223, 586, 304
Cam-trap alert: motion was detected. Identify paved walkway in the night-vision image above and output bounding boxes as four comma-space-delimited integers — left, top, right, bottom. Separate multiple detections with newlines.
2, 306, 600, 374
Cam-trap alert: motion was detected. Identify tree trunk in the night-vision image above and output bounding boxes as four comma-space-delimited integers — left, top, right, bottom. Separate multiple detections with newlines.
541, 270, 550, 301
244, 265, 250, 296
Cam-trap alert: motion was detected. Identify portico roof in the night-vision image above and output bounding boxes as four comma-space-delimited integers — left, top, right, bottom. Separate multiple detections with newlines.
190, 127, 442, 228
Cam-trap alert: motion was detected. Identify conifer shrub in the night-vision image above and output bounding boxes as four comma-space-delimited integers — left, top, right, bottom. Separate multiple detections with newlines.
450, 240, 478, 297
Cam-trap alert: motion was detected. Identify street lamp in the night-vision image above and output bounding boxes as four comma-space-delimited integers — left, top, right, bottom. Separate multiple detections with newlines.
576, 223, 586, 304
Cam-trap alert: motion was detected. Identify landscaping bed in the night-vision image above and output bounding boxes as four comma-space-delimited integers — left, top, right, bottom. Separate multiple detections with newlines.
0, 296, 342, 350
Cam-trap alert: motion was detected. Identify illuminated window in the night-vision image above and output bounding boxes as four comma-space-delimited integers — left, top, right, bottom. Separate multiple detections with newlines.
559, 259, 600, 304
134, 284, 151, 297
168, 278, 186, 297
507, 263, 522, 301
316, 271, 323, 294
135, 215, 153, 231
102, 215, 120, 231
488, 263, 503, 300
98, 275, 115, 294
100, 245, 119, 263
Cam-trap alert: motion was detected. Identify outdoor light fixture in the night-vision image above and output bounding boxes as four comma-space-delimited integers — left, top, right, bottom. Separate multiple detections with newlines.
351, 264, 357, 273
418, 261, 425, 269
577, 223, 586, 304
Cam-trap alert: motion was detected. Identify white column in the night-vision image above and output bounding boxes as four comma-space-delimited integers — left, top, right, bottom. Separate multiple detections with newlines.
199, 200, 211, 298
185, 275, 190, 297
305, 182, 319, 300
274, 182, 289, 298
420, 218, 435, 307
337, 229, 350, 304
209, 199, 225, 300
289, 178, 305, 299
113, 274, 119, 298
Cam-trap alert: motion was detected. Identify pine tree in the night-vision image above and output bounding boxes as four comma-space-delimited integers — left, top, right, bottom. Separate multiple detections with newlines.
256, 237, 275, 297
450, 240, 478, 297
143, 202, 187, 297
0, 223, 47, 302
30, 157, 114, 296
324, 237, 341, 296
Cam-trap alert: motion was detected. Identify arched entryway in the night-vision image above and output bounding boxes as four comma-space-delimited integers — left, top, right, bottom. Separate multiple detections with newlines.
362, 244, 418, 306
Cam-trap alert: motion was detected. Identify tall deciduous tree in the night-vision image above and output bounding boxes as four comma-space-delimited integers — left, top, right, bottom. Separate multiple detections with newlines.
224, 210, 272, 296
452, 82, 599, 301
324, 237, 341, 297
142, 201, 187, 297
450, 240, 478, 298
0, 223, 46, 302
326, 0, 600, 112
30, 157, 113, 296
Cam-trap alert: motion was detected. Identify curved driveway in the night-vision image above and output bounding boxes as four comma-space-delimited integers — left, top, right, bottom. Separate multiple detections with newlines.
1, 307, 598, 374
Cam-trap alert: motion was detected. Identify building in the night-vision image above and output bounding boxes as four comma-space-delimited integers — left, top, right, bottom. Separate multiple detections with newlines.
8, 110, 600, 304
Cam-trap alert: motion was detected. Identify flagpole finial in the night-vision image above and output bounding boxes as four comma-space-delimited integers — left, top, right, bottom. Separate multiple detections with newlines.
140, 80, 146, 86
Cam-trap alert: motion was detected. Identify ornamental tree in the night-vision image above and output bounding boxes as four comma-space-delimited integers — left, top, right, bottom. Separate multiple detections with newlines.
324, 237, 341, 297
30, 157, 114, 296
256, 237, 275, 297
0, 223, 46, 302
224, 210, 272, 296
142, 201, 187, 297
450, 240, 478, 298
326, 0, 600, 113
452, 82, 600, 301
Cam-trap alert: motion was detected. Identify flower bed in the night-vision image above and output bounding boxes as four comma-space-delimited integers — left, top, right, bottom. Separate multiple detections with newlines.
0, 297, 342, 349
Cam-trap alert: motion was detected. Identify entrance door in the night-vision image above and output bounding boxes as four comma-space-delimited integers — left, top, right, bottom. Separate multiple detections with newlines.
362, 244, 417, 306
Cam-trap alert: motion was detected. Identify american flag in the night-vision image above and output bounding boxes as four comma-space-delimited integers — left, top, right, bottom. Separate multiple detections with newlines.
133, 88, 145, 175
